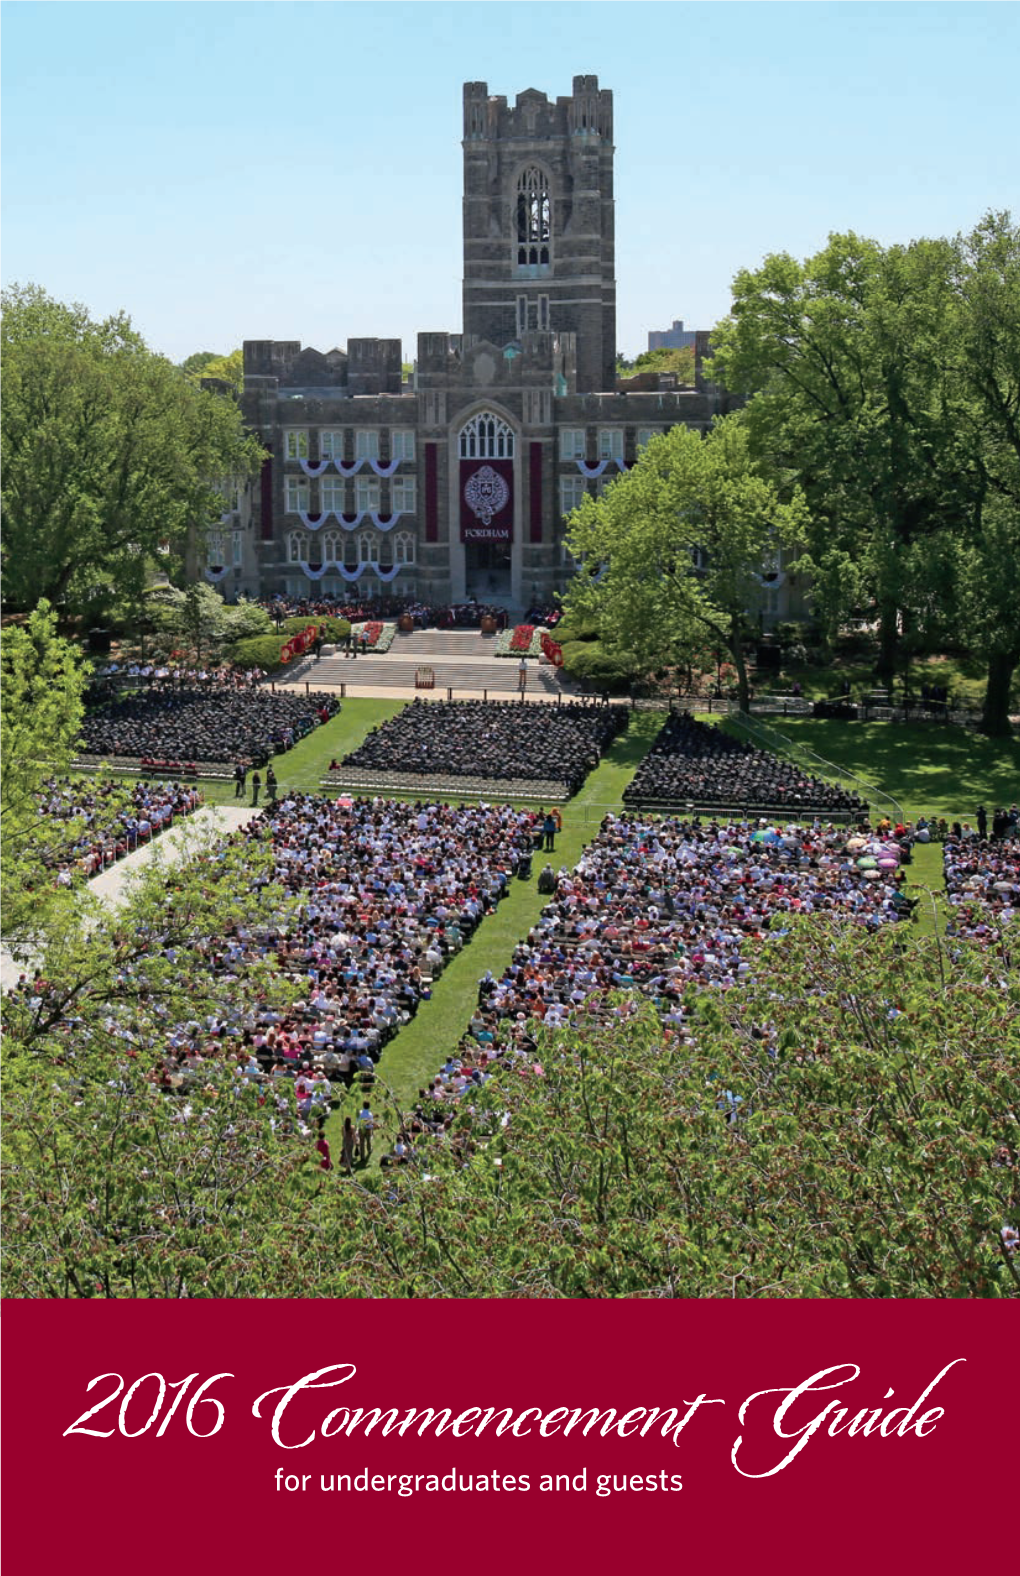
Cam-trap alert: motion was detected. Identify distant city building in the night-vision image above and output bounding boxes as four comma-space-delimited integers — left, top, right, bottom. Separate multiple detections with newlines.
648, 319, 698, 351
214, 80, 801, 615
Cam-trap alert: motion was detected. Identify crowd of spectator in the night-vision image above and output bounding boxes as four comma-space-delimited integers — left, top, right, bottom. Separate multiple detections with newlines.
623, 713, 869, 817
77, 684, 340, 768
131, 794, 541, 1147
943, 809, 1019, 943
521, 605, 564, 629
256, 595, 508, 631
36, 778, 203, 879
340, 699, 628, 795
394, 811, 919, 1158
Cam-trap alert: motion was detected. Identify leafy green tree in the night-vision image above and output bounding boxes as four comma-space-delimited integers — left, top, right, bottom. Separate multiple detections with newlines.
1, 286, 263, 615
0, 603, 93, 948
562, 415, 809, 710
194, 349, 244, 392
617, 346, 696, 383
1, 817, 306, 1297
709, 233, 974, 683
950, 212, 1020, 734
336, 918, 1020, 1299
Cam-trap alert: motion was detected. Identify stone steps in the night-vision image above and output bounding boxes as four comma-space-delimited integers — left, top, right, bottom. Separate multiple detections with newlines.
309, 655, 566, 695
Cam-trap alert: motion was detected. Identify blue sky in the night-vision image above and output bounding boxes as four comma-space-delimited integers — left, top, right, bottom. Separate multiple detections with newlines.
2, 1, 1017, 363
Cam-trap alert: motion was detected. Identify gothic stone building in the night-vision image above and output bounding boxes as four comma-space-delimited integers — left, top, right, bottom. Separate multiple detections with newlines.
214, 77, 788, 614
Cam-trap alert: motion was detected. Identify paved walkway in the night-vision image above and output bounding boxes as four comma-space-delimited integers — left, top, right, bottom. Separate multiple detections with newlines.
1, 805, 261, 991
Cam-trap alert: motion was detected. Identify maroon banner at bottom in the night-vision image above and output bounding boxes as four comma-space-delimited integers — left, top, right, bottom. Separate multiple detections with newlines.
460, 457, 514, 542
0, 1299, 1010, 1574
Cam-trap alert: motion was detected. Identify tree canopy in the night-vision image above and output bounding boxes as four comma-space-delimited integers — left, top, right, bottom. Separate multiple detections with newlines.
0, 602, 94, 948
561, 415, 809, 709
707, 216, 1020, 732
1, 286, 263, 616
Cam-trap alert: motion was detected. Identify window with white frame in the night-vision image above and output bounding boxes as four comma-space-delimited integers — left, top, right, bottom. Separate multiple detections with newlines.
358, 530, 380, 565
390, 429, 415, 463
355, 475, 381, 513
560, 476, 588, 516
458, 411, 515, 460
320, 476, 346, 513
636, 428, 658, 450
206, 531, 227, 568
393, 531, 416, 564
287, 532, 309, 563
319, 429, 345, 460
285, 476, 310, 514
559, 428, 587, 461
355, 430, 380, 461
597, 428, 624, 461
391, 475, 416, 514
285, 430, 309, 461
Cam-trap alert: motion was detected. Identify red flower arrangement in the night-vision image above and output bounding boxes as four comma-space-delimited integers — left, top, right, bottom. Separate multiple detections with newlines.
361, 621, 384, 648
510, 624, 535, 652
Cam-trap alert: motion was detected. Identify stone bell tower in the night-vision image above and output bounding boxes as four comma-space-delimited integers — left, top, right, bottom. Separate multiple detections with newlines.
461, 76, 616, 392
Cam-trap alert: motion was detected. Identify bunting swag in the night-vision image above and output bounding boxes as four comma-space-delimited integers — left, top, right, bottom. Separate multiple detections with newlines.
332, 457, 402, 477
460, 458, 514, 543
298, 561, 404, 582
297, 510, 406, 531
298, 459, 333, 477
575, 458, 631, 477
204, 566, 230, 583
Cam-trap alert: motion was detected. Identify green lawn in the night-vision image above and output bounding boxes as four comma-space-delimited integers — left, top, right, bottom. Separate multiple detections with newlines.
722, 714, 1019, 824
78, 697, 1015, 1166
327, 710, 665, 1157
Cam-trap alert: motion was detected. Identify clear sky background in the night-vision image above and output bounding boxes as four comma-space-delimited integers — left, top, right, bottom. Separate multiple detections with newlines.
2, 1, 1017, 363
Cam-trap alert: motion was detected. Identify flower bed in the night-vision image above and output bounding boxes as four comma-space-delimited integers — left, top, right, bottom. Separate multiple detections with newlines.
494, 624, 549, 657
350, 620, 396, 653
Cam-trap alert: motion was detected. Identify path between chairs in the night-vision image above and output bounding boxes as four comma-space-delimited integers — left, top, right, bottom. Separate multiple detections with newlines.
0, 806, 262, 990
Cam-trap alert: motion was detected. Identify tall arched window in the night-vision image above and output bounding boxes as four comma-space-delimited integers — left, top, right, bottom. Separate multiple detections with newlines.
458, 411, 515, 461
393, 531, 416, 565
358, 530, 380, 565
516, 166, 551, 267
287, 531, 309, 564
321, 529, 341, 564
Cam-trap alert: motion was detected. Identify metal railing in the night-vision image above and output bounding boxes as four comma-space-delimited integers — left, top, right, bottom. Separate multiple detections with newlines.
724, 709, 905, 824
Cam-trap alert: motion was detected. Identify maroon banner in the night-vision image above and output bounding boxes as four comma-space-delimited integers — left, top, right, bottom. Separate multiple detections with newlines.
0, 1299, 1011, 1575
260, 450, 275, 541
529, 440, 543, 544
460, 457, 514, 543
425, 443, 438, 544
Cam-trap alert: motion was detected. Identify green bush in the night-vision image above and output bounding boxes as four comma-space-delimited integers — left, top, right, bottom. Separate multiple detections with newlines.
281, 615, 351, 643
561, 639, 639, 693
553, 615, 600, 646
230, 633, 290, 670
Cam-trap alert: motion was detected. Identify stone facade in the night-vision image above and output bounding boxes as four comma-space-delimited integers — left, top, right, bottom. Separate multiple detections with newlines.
219, 75, 801, 619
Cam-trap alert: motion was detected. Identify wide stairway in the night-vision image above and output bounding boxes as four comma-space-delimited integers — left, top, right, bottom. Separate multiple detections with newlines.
295, 628, 574, 698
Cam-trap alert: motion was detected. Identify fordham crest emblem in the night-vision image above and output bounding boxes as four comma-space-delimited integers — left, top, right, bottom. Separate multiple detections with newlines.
464, 465, 509, 526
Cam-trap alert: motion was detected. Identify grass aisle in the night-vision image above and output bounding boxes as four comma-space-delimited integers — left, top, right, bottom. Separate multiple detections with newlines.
330, 710, 664, 1154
